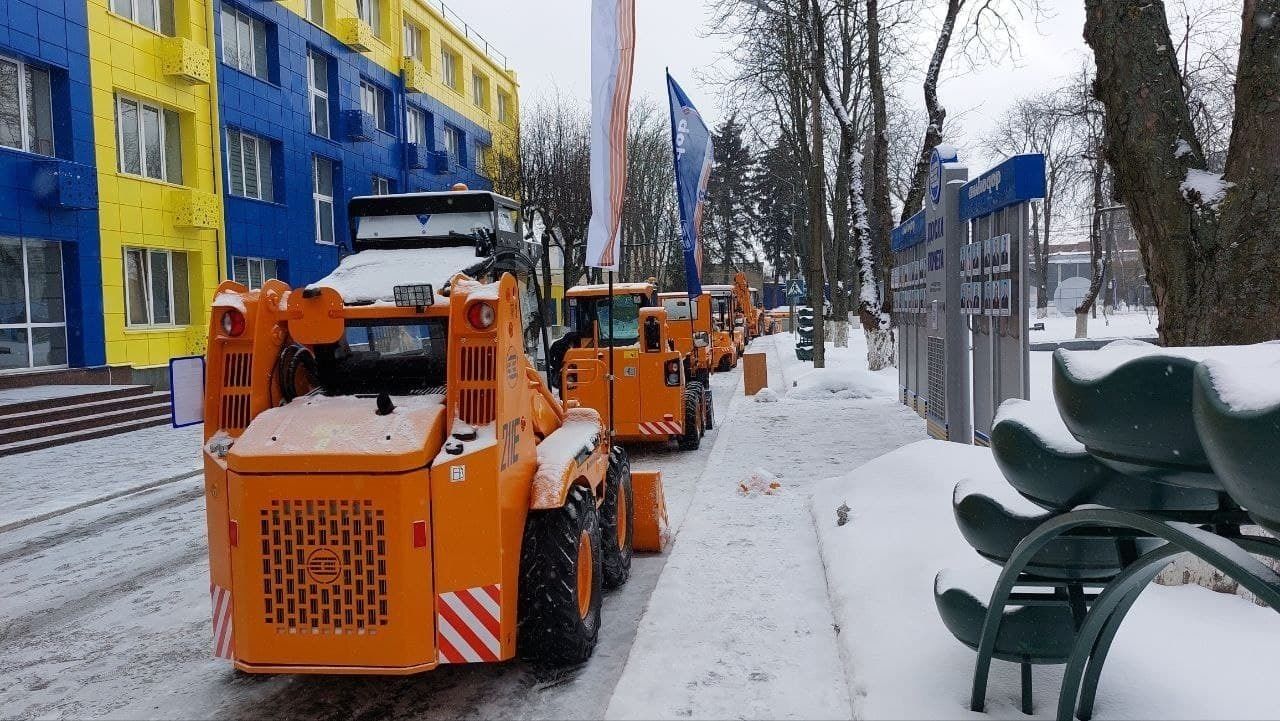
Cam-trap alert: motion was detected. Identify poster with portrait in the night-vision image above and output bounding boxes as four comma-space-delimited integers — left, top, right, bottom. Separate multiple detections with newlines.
999, 278, 1012, 316
1000, 234, 1012, 273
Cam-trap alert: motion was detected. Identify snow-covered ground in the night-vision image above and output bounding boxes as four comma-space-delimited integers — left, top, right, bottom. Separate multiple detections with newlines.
606, 333, 923, 719
812, 440, 1280, 719
1028, 310, 1159, 343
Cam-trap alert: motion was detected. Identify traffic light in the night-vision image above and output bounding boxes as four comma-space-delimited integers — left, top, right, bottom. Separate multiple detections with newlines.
796, 307, 815, 361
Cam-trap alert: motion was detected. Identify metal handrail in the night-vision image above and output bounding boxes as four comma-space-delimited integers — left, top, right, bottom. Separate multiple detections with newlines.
435, 1, 509, 70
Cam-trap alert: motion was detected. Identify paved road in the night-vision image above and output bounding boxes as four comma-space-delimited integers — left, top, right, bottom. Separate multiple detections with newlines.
0, 369, 740, 720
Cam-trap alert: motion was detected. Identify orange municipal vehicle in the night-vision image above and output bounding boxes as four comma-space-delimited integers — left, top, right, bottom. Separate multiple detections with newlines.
548, 282, 709, 450
704, 284, 745, 369
657, 291, 717, 429
196, 189, 665, 675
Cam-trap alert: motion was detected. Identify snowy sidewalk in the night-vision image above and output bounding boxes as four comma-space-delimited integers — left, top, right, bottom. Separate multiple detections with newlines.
606, 334, 924, 719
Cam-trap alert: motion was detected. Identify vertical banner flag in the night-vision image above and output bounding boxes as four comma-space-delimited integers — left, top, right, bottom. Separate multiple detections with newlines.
585, 0, 637, 271
666, 73, 713, 297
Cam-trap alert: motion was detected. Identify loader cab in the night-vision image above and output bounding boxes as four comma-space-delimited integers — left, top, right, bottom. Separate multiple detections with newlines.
704, 285, 743, 368
658, 291, 713, 379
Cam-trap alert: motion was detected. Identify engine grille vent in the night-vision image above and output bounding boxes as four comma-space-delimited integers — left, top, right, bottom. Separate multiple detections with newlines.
259, 499, 389, 634
220, 352, 253, 431
458, 345, 496, 425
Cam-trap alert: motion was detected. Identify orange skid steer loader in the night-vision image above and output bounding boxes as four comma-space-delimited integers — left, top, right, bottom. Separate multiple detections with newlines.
198, 189, 665, 675
547, 283, 710, 450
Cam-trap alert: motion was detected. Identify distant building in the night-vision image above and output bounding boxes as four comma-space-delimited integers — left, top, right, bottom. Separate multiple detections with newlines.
1033, 207, 1151, 314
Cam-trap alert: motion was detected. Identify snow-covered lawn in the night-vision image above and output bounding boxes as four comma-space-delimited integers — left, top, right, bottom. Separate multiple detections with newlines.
1028, 310, 1159, 343
607, 332, 925, 719
812, 439, 1280, 719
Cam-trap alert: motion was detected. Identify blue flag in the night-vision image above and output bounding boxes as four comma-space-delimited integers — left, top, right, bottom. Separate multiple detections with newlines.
667, 72, 713, 298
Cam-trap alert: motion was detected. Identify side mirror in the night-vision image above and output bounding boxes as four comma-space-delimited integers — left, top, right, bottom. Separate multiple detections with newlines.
693, 331, 710, 348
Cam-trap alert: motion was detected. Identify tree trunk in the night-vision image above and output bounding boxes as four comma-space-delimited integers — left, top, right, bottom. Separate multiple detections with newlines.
1075, 149, 1107, 338
1084, 0, 1280, 346
866, 0, 895, 317
807, 0, 828, 368
901, 0, 961, 222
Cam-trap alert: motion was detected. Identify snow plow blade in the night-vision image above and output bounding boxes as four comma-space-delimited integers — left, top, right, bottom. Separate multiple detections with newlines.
631, 470, 669, 552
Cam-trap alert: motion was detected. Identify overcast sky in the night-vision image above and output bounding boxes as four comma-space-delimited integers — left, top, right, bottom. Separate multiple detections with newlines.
463, 0, 1092, 173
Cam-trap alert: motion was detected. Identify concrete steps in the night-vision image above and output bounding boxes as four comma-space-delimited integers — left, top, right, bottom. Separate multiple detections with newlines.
0, 385, 172, 457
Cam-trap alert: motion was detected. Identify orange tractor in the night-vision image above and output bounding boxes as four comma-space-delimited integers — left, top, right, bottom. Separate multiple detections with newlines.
197, 189, 665, 675
548, 283, 710, 450
658, 291, 720, 405
704, 284, 745, 370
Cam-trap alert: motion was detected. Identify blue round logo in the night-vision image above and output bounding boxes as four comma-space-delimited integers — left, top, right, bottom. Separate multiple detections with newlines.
928, 150, 944, 206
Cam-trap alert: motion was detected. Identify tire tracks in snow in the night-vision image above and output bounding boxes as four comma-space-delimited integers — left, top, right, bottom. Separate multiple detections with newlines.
0, 468, 202, 535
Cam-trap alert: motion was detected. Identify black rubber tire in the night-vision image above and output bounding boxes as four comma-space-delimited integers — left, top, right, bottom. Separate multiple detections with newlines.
679, 383, 704, 450
517, 484, 603, 666
600, 446, 634, 590
704, 385, 715, 430
717, 355, 732, 372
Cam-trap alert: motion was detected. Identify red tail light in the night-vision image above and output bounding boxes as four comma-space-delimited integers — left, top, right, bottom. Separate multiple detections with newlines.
221, 308, 246, 337
228, 519, 239, 547
412, 520, 428, 548
467, 301, 496, 330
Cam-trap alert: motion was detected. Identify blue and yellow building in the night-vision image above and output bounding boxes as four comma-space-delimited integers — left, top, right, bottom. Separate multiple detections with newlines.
1, 0, 517, 378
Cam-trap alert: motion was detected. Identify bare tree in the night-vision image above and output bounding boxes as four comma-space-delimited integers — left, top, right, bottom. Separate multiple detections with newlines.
1084, 0, 1280, 345
620, 99, 681, 285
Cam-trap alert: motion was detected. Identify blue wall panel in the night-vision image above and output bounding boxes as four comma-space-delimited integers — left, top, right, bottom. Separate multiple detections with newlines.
216, 1, 495, 287
0, 0, 102, 369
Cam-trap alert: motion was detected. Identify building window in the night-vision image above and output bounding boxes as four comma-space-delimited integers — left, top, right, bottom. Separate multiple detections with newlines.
371, 175, 392, 195
359, 79, 388, 132
356, 0, 380, 36
440, 46, 458, 90
305, 0, 324, 24
403, 20, 423, 61
497, 89, 511, 124
472, 72, 488, 109
231, 256, 278, 290
313, 156, 335, 245
110, 0, 176, 34
442, 125, 463, 165
220, 7, 270, 81
476, 143, 490, 176
116, 95, 182, 184
226, 128, 273, 202
405, 105, 428, 146
0, 237, 66, 371
0, 55, 55, 157
124, 247, 190, 327
307, 49, 330, 138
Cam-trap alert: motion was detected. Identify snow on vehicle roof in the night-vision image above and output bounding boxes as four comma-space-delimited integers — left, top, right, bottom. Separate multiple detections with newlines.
533, 407, 603, 507
703, 284, 734, 292
992, 398, 1085, 455
1057, 339, 1280, 383
566, 283, 653, 297
307, 246, 485, 304
1200, 345, 1280, 413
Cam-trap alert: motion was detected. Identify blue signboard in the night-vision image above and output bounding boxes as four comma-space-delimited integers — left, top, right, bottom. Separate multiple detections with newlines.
958, 154, 1046, 221
890, 210, 927, 252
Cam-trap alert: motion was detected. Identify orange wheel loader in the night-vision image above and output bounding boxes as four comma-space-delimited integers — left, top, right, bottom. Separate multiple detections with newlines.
546, 283, 708, 450
657, 291, 717, 431
199, 189, 666, 675
703, 285, 744, 371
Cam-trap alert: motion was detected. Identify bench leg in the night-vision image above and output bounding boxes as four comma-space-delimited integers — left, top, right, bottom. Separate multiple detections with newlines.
1021, 661, 1033, 715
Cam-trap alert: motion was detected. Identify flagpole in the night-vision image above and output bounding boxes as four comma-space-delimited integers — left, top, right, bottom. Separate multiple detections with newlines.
607, 270, 615, 438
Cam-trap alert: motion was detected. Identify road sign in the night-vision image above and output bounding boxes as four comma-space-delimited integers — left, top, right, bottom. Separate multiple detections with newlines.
785, 278, 806, 299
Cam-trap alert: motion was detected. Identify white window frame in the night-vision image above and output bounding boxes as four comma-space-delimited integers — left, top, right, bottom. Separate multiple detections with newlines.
442, 125, 461, 164
124, 247, 186, 328
221, 6, 269, 80
472, 72, 486, 109
405, 106, 426, 145
0, 237, 68, 372
440, 46, 457, 89
307, 49, 330, 138
356, 0, 380, 35
476, 143, 490, 177
115, 94, 181, 183
231, 256, 278, 290
403, 20, 422, 61
371, 175, 391, 195
497, 90, 509, 124
359, 79, 388, 132
110, 0, 174, 34
0, 54, 55, 157
313, 156, 335, 246
305, 0, 324, 25
226, 128, 272, 202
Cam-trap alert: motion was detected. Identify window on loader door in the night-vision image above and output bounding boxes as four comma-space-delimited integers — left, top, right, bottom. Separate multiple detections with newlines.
587, 295, 643, 347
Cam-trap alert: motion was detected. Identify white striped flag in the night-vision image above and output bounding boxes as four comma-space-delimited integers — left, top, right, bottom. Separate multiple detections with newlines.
585, 0, 637, 271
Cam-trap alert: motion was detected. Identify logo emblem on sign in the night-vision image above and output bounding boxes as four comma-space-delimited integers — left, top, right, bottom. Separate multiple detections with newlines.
929, 151, 944, 206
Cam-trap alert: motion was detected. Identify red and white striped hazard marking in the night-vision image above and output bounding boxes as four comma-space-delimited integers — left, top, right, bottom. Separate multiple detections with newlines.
437, 584, 502, 663
638, 420, 681, 436
210, 584, 234, 660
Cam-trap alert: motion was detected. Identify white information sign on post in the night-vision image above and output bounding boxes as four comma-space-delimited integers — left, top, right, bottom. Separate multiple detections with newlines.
169, 355, 206, 428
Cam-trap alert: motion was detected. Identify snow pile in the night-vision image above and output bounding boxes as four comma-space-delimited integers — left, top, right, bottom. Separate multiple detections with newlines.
1200, 345, 1280, 412
1173, 138, 1194, 159
1057, 339, 1280, 382
788, 364, 897, 400
1180, 168, 1233, 209
211, 290, 247, 312
533, 407, 602, 505
812, 439, 1280, 719
1028, 310, 1158, 343
753, 387, 780, 403
737, 468, 782, 497
953, 475, 1048, 521
307, 246, 485, 304
993, 397, 1085, 454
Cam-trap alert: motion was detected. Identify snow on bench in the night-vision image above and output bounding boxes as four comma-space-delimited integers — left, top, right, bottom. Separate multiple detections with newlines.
1057, 338, 1280, 382
993, 397, 1085, 455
